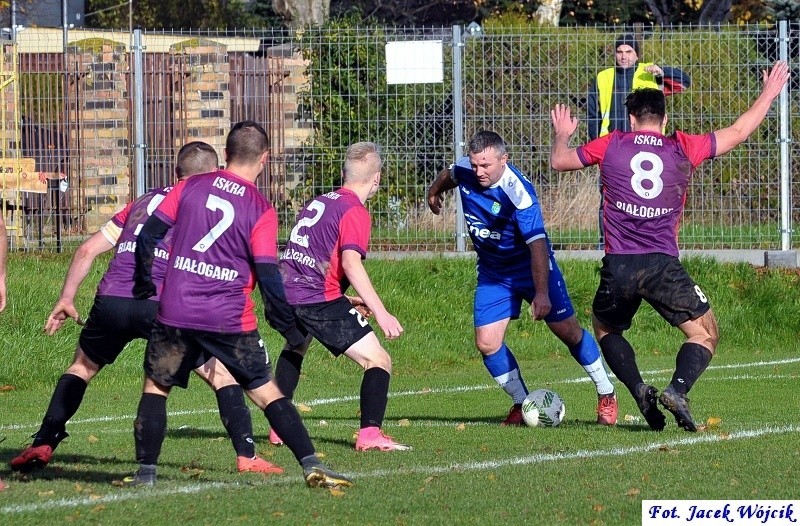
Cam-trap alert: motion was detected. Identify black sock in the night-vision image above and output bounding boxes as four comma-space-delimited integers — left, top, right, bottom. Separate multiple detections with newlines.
33, 373, 88, 448
215, 385, 254, 458
360, 367, 390, 429
264, 398, 314, 463
670, 343, 713, 395
274, 350, 304, 400
134, 393, 167, 466
599, 334, 645, 397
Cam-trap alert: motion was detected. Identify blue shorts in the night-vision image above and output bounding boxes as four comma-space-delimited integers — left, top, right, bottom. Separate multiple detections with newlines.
474, 258, 575, 327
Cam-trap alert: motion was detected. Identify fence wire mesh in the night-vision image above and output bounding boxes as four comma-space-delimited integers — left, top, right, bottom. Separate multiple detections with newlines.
1, 23, 796, 253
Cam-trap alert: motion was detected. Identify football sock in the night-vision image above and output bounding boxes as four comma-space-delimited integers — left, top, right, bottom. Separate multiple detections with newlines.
359, 367, 390, 429
669, 342, 713, 395
133, 393, 168, 466
264, 398, 314, 463
483, 343, 528, 405
568, 329, 615, 395
598, 333, 645, 396
33, 373, 87, 448
274, 349, 304, 400
215, 385, 255, 458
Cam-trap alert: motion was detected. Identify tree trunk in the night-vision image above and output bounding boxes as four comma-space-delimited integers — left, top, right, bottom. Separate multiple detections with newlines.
533, 0, 563, 27
698, 0, 732, 24
643, 0, 672, 26
273, 0, 331, 27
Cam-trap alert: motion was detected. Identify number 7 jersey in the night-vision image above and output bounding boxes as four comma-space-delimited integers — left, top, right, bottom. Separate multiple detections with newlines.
577, 130, 716, 257
151, 170, 280, 332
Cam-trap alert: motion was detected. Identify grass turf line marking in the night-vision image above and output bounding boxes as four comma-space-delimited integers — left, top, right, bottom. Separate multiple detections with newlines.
3, 423, 799, 514
2, 357, 799, 432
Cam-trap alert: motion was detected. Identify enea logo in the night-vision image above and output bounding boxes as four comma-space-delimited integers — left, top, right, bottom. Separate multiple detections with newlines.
465, 216, 502, 240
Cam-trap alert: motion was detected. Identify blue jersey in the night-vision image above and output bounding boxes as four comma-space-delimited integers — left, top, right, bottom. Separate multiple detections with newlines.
452, 157, 552, 280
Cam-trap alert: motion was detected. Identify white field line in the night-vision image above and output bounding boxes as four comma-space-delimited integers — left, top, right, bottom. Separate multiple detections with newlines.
2, 356, 799, 432
3, 423, 799, 515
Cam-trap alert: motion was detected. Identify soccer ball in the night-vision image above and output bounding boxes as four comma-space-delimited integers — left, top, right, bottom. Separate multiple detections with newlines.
521, 389, 566, 427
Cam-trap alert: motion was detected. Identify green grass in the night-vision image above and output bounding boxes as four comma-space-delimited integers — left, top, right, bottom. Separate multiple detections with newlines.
1, 253, 800, 525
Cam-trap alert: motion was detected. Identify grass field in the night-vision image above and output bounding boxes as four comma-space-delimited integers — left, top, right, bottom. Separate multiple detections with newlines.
1, 253, 799, 525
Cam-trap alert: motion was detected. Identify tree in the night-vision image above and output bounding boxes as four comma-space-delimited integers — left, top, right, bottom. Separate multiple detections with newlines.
533, 0, 565, 26
84, 0, 262, 30
273, 0, 331, 26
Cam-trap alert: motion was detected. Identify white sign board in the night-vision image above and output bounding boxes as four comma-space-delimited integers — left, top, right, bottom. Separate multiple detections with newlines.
385, 41, 444, 85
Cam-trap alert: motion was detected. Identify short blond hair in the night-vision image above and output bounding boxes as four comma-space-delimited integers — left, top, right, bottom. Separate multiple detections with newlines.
343, 142, 382, 184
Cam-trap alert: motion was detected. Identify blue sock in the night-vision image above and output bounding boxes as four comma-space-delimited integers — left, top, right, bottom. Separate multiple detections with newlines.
569, 329, 614, 395
482, 344, 528, 404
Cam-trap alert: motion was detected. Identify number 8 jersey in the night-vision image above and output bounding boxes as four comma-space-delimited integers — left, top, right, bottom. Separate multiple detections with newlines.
577, 130, 716, 257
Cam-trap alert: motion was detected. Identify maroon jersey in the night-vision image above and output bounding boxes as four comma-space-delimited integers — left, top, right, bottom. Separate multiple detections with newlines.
152, 170, 280, 332
281, 188, 370, 305
96, 187, 171, 300
577, 130, 716, 257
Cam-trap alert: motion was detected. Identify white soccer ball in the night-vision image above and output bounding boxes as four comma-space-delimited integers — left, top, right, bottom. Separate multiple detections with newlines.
521, 389, 566, 427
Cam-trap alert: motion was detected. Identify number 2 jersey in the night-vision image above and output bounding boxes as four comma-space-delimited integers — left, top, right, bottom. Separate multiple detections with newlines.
577, 130, 716, 257
151, 170, 281, 333
451, 156, 552, 281
95, 187, 171, 300
281, 188, 370, 305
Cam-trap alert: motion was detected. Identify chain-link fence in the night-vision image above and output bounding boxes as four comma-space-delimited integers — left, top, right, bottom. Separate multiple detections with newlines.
1, 22, 796, 253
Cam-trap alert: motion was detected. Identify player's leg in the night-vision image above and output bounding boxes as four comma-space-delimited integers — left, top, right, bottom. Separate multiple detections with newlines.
10, 347, 98, 473
474, 279, 529, 426
12, 296, 144, 472
126, 321, 196, 486
647, 263, 717, 432
592, 255, 665, 430
548, 317, 618, 425
343, 333, 410, 451
207, 328, 351, 488
193, 357, 282, 474
543, 260, 617, 424
268, 335, 312, 445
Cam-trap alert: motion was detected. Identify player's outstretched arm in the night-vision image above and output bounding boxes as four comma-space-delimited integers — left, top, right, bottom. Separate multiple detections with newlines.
44, 230, 114, 335
427, 167, 459, 215
341, 249, 403, 340
550, 104, 584, 172
714, 60, 790, 157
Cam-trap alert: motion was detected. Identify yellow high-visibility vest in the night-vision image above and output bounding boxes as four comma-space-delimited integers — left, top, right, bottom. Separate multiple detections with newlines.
597, 62, 658, 137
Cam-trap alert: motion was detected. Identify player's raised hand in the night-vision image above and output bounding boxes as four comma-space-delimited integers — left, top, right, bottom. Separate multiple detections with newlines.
44, 299, 83, 336
551, 104, 579, 138
375, 311, 403, 340
762, 60, 790, 99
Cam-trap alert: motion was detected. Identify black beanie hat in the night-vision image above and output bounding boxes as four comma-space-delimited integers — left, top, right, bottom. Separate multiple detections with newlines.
614, 34, 639, 56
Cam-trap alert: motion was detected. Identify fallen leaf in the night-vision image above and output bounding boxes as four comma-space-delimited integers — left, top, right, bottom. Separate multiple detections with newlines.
91, 504, 105, 512
420, 387, 432, 394
319, 420, 328, 427
38, 490, 55, 497
592, 504, 605, 512
455, 423, 466, 431
0, 385, 15, 392
272, 512, 285, 518
424, 476, 436, 484
398, 419, 411, 427
87, 435, 99, 444
316, 451, 326, 459
706, 416, 722, 428
89, 494, 102, 500
623, 414, 640, 422
296, 403, 312, 413
487, 473, 496, 481
626, 488, 640, 497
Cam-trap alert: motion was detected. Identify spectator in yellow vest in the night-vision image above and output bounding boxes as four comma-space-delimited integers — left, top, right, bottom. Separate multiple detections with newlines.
587, 34, 691, 248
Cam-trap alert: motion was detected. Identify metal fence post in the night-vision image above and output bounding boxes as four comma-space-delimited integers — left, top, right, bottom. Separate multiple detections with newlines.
452, 25, 465, 253
778, 20, 792, 251
132, 28, 146, 198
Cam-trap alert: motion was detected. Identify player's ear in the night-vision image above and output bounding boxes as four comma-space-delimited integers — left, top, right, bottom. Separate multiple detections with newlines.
662, 114, 668, 129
